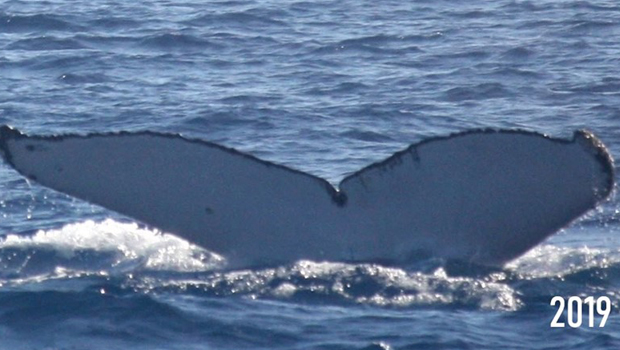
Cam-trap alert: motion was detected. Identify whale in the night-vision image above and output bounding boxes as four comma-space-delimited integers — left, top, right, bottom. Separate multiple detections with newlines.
0, 125, 615, 268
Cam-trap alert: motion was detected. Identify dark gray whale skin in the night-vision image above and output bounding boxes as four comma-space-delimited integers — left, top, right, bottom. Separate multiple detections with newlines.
0, 125, 615, 268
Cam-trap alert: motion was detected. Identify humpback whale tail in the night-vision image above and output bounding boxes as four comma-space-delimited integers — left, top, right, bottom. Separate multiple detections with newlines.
0, 125, 614, 268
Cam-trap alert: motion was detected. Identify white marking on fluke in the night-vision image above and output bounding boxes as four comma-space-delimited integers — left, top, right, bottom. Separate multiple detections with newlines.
0, 126, 615, 268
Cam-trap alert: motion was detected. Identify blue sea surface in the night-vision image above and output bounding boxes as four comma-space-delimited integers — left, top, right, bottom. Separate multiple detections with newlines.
1, 0, 620, 349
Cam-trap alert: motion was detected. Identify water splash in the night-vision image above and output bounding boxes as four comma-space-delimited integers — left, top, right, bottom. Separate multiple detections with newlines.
3, 220, 620, 312
0, 219, 224, 284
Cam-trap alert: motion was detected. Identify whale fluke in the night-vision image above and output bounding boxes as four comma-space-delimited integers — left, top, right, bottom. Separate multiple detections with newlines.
0, 125, 615, 268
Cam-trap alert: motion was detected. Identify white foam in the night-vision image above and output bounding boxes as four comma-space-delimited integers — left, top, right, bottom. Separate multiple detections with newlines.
133, 260, 522, 311
288, 261, 521, 310
0, 219, 225, 272
506, 243, 620, 278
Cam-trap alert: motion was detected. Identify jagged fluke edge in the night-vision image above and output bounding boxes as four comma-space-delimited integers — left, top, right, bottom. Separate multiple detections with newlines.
0, 125, 615, 206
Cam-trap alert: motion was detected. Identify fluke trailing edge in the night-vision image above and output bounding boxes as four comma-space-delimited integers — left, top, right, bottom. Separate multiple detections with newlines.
0, 125, 615, 268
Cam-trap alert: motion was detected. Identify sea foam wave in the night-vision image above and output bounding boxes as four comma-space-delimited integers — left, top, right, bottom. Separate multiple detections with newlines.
3, 220, 619, 312
0, 219, 224, 279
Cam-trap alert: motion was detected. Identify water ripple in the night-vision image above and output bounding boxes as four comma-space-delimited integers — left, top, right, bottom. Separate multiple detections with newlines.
6, 36, 86, 51
0, 13, 82, 32
443, 83, 512, 102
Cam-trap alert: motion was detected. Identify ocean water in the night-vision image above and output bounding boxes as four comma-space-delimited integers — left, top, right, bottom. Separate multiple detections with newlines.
1, 0, 620, 349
